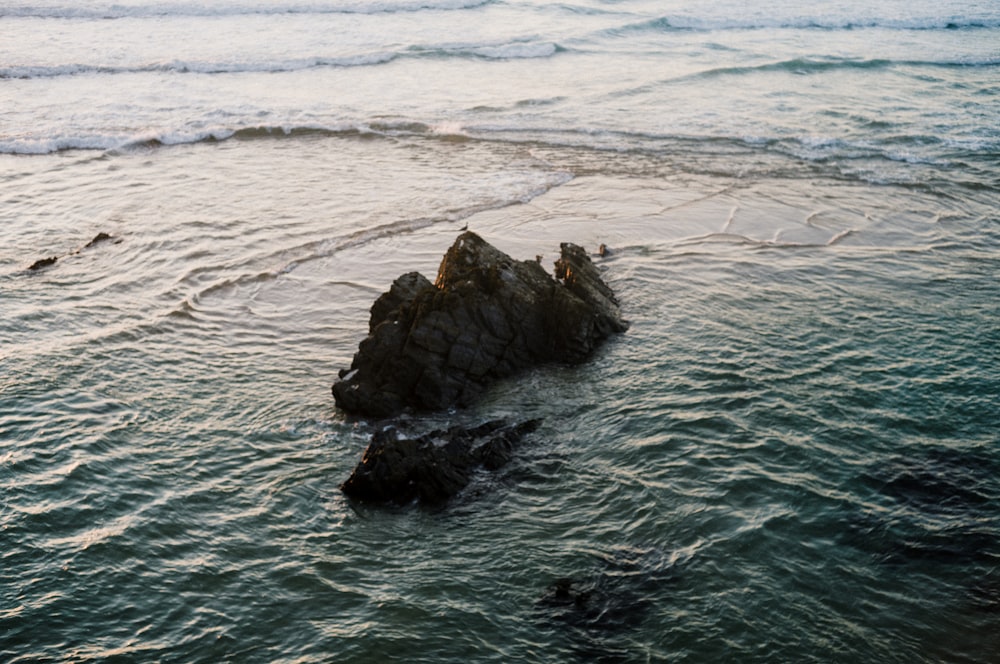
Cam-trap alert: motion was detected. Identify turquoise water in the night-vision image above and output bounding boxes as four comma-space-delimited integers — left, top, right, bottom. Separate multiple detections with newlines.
2, 1, 999, 661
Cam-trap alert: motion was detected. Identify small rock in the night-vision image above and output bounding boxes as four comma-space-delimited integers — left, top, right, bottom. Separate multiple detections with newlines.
341, 418, 541, 505
83, 232, 116, 249
28, 256, 58, 271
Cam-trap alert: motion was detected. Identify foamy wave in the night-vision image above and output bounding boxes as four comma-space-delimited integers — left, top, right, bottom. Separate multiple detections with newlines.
1, 0, 494, 20
0, 41, 560, 80
0, 121, 466, 155
0, 133, 135, 155
677, 56, 1000, 83
463, 123, 994, 189
2, 119, 992, 198
405, 39, 563, 62
1, 127, 278, 155
467, 42, 560, 59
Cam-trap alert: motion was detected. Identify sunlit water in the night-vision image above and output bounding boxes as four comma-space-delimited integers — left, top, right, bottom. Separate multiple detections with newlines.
2, 1, 999, 662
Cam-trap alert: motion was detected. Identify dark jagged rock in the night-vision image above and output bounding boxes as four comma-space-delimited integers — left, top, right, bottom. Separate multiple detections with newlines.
28, 256, 58, 271
83, 232, 117, 249
25, 232, 119, 273
341, 418, 541, 505
332, 232, 627, 417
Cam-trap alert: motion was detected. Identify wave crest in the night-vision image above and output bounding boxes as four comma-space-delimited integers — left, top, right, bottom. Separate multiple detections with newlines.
0, 40, 562, 81
0, 120, 486, 155
1, 0, 495, 20
608, 14, 1000, 34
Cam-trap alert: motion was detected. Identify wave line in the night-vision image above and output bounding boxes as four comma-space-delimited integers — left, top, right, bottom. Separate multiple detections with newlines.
1, 0, 495, 20
0, 41, 563, 80
604, 15, 1000, 35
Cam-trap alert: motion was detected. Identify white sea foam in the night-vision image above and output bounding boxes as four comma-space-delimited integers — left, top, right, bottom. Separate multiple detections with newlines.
468, 41, 559, 59
429, 120, 467, 136
0, 133, 131, 155
1, 0, 996, 193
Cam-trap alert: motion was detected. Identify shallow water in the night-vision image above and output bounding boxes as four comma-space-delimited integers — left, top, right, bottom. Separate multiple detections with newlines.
3, 1, 999, 662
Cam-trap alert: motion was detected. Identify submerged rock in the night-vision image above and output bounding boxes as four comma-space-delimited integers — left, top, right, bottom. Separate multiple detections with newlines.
25, 232, 119, 273
341, 418, 541, 505
536, 546, 682, 662
27, 256, 59, 271
83, 232, 117, 249
332, 231, 627, 417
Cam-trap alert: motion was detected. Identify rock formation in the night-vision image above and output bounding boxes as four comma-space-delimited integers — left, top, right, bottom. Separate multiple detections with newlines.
332, 231, 627, 418
26, 232, 120, 272
27, 256, 59, 271
341, 419, 541, 505
83, 232, 116, 249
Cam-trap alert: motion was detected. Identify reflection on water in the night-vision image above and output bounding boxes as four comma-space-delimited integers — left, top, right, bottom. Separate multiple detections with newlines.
2, 133, 998, 662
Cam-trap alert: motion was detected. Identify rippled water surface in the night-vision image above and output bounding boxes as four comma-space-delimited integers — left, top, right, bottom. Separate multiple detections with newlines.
2, 0, 999, 662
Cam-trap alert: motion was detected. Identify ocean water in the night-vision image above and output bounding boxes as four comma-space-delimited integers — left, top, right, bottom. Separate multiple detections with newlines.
2, 0, 999, 661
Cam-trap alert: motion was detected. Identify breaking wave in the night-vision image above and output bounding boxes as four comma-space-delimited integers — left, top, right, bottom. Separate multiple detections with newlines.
0, 41, 563, 80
